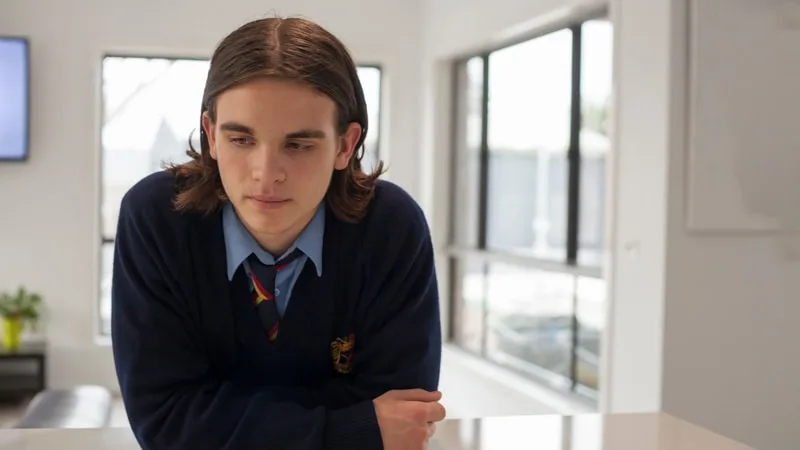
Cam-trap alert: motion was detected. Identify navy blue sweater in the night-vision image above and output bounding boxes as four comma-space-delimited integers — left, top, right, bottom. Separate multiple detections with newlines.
111, 171, 442, 450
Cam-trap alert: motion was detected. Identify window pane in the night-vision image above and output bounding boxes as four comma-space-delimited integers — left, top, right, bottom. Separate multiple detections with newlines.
485, 30, 573, 260
451, 258, 486, 355
575, 275, 605, 391
578, 20, 613, 267
451, 57, 484, 247
100, 56, 208, 335
99, 241, 114, 336
357, 66, 382, 173
484, 263, 575, 380
101, 56, 208, 239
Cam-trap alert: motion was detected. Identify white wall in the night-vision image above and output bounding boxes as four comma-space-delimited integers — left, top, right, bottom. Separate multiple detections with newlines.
0, 0, 424, 391
606, 1, 800, 449
424, 0, 592, 59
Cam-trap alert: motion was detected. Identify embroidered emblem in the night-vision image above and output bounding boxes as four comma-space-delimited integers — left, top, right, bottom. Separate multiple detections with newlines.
331, 333, 355, 374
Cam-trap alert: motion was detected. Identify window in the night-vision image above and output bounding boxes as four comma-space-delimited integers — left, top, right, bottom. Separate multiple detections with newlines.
448, 16, 612, 398
98, 56, 383, 335
357, 65, 383, 172
485, 29, 573, 259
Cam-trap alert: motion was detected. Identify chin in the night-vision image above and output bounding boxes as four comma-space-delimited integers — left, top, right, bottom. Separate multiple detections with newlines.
242, 213, 291, 234
239, 201, 294, 229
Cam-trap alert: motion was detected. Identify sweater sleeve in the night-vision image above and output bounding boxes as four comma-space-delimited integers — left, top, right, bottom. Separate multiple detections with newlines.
327, 184, 442, 405
110, 186, 383, 450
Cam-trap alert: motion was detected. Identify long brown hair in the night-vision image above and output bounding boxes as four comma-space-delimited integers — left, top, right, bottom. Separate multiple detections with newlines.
166, 16, 385, 223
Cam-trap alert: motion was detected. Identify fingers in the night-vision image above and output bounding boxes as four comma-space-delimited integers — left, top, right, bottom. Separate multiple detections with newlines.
409, 400, 447, 424
426, 422, 437, 439
390, 388, 442, 402
424, 401, 447, 422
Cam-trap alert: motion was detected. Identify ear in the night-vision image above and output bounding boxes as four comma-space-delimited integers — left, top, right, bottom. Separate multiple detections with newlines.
334, 122, 363, 170
202, 111, 218, 160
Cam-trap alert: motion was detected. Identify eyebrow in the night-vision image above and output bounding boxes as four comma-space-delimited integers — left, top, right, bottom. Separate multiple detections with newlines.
286, 129, 327, 139
219, 122, 255, 135
218, 122, 327, 139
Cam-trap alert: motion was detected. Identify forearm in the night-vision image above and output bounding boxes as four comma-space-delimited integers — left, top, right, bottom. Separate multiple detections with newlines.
352, 193, 443, 394
120, 379, 381, 450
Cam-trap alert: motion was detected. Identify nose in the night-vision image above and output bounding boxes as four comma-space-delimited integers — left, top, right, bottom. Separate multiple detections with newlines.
252, 145, 286, 184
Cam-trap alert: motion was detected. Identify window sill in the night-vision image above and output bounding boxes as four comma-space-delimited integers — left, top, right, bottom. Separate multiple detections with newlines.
442, 343, 596, 415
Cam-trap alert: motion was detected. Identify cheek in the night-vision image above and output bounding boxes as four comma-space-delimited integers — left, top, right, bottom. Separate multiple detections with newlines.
289, 157, 320, 182
290, 152, 335, 190
293, 147, 336, 173
216, 151, 250, 185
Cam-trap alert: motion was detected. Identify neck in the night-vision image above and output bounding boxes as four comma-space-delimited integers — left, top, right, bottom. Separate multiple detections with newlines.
254, 233, 298, 257
241, 208, 317, 258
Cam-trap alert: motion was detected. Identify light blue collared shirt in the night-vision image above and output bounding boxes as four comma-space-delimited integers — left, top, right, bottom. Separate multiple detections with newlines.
222, 202, 325, 316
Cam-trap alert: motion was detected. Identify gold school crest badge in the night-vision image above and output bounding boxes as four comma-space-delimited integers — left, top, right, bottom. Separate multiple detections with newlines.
330, 333, 355, 374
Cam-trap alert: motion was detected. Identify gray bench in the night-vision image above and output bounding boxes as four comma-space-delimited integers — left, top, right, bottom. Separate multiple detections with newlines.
13, 385, 113, 428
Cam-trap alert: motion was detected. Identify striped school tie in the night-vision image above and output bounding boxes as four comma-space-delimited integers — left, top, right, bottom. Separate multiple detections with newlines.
247, 249, 304, 341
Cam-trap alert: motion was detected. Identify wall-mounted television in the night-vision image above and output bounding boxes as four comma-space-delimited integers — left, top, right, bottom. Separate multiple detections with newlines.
0, 37, 29, 161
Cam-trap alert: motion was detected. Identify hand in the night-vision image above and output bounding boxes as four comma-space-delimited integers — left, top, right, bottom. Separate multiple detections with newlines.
373, 389, 447, 450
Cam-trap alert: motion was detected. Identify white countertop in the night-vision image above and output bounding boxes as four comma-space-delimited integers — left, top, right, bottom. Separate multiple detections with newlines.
0, 412, 752, 450
433, 412, 752, 450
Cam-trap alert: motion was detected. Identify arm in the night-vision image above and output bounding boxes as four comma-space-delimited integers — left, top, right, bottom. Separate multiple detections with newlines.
323, 188, 442, 408
110, 191, 382, 450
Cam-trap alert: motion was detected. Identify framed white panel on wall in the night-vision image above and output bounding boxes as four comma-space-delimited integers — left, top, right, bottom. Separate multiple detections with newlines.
686, 0, 800, 232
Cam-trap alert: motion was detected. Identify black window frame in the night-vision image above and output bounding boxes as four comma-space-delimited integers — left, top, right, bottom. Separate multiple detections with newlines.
445, 7, 610, 402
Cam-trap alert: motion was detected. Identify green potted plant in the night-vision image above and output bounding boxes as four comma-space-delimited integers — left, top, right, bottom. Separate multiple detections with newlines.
0, 286, 43, 351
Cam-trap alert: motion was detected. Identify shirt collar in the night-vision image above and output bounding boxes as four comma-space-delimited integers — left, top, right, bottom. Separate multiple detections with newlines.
222, 202, 325, 280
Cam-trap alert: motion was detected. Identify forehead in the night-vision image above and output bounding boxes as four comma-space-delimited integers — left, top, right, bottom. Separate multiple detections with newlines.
214, 78, 337, 131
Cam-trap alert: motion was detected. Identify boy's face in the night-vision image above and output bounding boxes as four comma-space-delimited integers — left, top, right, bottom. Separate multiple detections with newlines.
202, 77, 361, 253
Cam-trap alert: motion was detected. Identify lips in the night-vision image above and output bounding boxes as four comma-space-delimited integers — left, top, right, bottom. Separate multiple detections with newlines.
247, 196, 290, 209
249, 195, 288, 203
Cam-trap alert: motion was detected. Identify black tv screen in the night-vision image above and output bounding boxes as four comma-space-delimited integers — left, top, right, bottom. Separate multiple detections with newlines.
0, 37, 29, 161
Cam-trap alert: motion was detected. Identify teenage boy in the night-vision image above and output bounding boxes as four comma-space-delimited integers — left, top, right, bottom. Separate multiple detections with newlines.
111, 16, 445, 450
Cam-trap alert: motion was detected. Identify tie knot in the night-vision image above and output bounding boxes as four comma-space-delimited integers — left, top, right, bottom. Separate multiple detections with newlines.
275, 247, 304, 270
248, 248, 304, 271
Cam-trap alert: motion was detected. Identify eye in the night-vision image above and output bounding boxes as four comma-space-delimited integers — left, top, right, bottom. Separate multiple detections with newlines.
229, 136, 253, 146
286, 141, 312, 151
